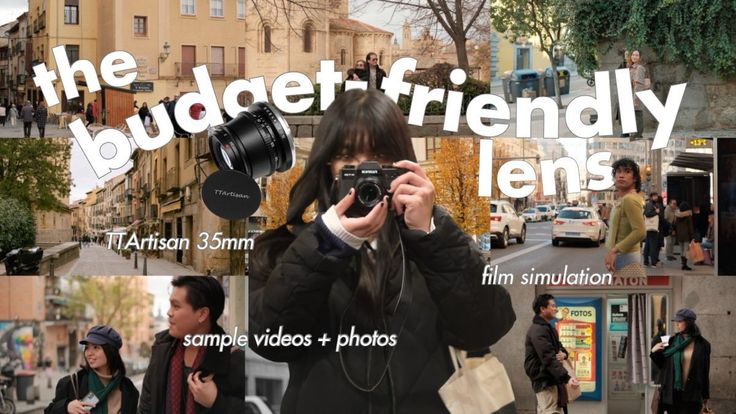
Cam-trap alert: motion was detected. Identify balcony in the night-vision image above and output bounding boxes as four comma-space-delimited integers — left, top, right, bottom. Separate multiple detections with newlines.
165, 168, 180, 192
135, 207, 145, 220
150, 204, 159, 219
196, 134, 210, 158
175, 62, 237, 78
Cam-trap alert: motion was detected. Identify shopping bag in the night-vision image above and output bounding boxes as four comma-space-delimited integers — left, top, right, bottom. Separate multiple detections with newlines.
439, 347, 517, 414
561, 359, 581, 402
689, 241, 705, 264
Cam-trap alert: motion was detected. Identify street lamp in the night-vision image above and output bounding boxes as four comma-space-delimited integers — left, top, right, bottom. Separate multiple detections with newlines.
159, 41, 171, 62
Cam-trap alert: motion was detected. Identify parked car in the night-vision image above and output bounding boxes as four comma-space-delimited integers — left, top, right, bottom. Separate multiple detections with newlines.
246, 396, 274, 414
535, 205, 555, 221
551, 207, 608, 246
490, 200, 526, 248
522, 208, 542, 222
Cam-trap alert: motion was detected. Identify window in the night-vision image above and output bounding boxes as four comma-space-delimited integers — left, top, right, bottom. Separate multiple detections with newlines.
210, 0, 224, 17
263, 25, 272, 53
303, 22, 314, 53
181, 45, 196, 76
180, 0, 195, 15
211, 46, 224, 76
340, 49, 346, 65
133, 16, 147, 36
237, 0, 245, 18
66, 45, 80, 64
425, 137, 441, 160
64, 5, 78, 24
238, 47, 245, 77
379, 51, 384, 66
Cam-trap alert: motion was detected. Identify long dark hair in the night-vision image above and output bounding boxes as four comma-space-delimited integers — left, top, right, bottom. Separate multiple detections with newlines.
83, 343, 126, 376
682, 318, 701, 337
252, 89, 416, 325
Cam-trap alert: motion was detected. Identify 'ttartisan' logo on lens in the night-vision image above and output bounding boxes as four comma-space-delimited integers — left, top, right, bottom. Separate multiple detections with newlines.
214, 189, 250, 199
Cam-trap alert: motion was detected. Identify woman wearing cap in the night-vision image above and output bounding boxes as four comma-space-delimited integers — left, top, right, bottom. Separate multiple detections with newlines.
45, 325, 139, 414
650, 309, 711, 414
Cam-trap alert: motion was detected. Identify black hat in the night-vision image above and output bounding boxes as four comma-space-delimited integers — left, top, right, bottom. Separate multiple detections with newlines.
80, 325, 123, 349
672, 308, 697, 322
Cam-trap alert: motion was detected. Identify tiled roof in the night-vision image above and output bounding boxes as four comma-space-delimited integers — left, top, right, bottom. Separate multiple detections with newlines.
329, 17, 392, 34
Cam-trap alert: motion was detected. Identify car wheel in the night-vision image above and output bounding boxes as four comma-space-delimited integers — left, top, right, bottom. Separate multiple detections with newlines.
552, 239, 560, 246
517, 225, 526, 244
499, 227, 509, 248
594, 235, 601, 247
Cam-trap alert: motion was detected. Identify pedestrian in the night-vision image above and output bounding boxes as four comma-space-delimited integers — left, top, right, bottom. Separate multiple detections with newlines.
359, 52, 386, 89
85, 102, 94, 127
92, 99, 98, 123
8, 103, 18, 127
248, 89, 515, 413
21, 100, 34, 138
35, 100, 49, 138
45, 325, 139, 414
600, 203, 610, 227
138, 102, 151, 130
340, 59, 366, 92
643, 192, 661, 267
629, 50, 648, 138
137, 276, 246, 413
604, 158, 646, 274
132, 99, 139, 114
664, 198, 678, 261
650, 308, 711, 414
0, 104, 6, 126
524, 294, 579, 414
675, 201, 695, 271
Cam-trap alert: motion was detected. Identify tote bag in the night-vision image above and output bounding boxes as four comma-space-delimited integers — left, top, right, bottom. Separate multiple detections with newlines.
439, 347, 517, 414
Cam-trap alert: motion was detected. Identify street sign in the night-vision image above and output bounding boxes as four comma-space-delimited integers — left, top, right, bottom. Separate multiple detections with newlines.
686, 137, 712, 149
130, 81, 154, 92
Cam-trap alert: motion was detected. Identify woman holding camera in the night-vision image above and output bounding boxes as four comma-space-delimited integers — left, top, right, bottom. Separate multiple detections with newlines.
45, 325, 139, 414
250, 89, 516, 413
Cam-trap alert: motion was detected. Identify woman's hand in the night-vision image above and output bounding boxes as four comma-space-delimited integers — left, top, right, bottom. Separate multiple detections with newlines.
389, 160, 435, 233
335, 188, 389, 239
605, 249, 617, 272
651, 342, 665, 353
67, 399, 94, 414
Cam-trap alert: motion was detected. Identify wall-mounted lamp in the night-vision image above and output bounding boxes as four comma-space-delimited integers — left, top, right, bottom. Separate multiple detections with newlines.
159, 41, 171, 62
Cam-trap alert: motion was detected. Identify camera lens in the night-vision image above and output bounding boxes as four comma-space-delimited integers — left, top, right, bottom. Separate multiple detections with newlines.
357, 180, 383, 208
208, 102, 295, 178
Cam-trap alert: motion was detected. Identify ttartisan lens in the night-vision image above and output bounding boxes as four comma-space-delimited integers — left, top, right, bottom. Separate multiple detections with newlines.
208, 102, 295, 178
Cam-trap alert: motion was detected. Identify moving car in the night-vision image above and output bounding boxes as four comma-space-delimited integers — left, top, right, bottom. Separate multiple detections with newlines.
535, 205, 555, 221
490, 200, 526, 248
522, 208, 542, 222
552, 207, 608, 246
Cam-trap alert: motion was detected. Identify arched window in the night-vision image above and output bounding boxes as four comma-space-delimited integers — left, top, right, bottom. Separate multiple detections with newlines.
303, 22, 314, 53
379, 50, 384, 66
263, 25, 272, 53
340, 49, 346, 65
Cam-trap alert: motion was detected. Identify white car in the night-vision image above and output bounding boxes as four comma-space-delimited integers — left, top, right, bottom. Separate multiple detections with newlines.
246, 396, 274, 414
552, 207, 608, 246
522, 208, 542, 222
490, 200, 526, 248
535, 205, 555, 221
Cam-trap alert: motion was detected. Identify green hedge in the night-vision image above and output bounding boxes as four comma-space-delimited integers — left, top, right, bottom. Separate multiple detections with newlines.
0, 197, 35, 257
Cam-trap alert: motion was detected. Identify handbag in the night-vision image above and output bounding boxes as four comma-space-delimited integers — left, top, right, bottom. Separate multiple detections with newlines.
644, 215, 659, 231
561, 359, 581, 402
689, 240, 705, 263
439, 346, 517, 414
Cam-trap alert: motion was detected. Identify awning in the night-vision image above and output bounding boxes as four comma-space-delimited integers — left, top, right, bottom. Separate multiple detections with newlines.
160, 198, 183, 214
669, 152, 713, 172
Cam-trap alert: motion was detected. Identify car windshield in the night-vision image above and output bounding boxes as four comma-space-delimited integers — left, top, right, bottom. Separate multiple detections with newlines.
558, 210, 591, 219
537, 206, 548, 212
524, 209, 536, 213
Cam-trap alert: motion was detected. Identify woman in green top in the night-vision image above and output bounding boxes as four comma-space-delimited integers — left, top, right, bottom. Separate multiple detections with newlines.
605, 158, 647, 273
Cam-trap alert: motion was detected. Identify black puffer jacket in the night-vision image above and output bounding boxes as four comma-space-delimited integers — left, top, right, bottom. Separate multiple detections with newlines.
524, 315, 570, 393
45, 368, 139, 414
249, 208, 516, 414
650, 333, 710, 405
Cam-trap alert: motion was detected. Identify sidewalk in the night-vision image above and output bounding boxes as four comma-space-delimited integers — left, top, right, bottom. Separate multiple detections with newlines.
0, 121, 74, 138
645, 250, 714, 277
54, 243, 203, 276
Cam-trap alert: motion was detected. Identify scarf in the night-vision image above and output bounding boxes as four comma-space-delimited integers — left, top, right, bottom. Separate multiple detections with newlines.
87, 369, 122, 414
167, 340, 206, 414
662, 334, 694, 391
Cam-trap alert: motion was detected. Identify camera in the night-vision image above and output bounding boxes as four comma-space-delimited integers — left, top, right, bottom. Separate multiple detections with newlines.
208, 102, 295, 178
337, 161, 407, 217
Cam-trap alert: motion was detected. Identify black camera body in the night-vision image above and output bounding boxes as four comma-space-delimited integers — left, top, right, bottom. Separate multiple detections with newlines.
337, 161, 407, 217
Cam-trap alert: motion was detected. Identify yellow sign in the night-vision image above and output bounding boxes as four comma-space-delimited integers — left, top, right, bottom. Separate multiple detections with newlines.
687, 138, 711, 148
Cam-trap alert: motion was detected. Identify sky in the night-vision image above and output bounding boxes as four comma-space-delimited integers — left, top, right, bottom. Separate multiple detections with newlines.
0, 0, 26, 26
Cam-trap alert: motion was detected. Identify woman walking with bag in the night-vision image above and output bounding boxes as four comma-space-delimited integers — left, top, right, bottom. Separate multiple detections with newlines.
45, 325, 139, 414
675, 202, 695, 271
604, 158, 646, 275
650, 309, 711, 414
35, 100, 49, 138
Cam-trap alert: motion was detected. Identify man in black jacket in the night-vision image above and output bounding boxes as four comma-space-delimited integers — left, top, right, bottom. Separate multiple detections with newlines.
524, 294, 578, 414
138, 276, 245, 414
359, 52, 386, 89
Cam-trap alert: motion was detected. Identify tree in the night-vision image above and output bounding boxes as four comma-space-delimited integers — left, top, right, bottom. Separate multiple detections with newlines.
0, 196, 35, 255
362, 0, 489, 72
492, 0, 566, 106
65, 276, 152, 342
0, 139, 71, 211
260, 164, 305, 229
428, 138, 489, 236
